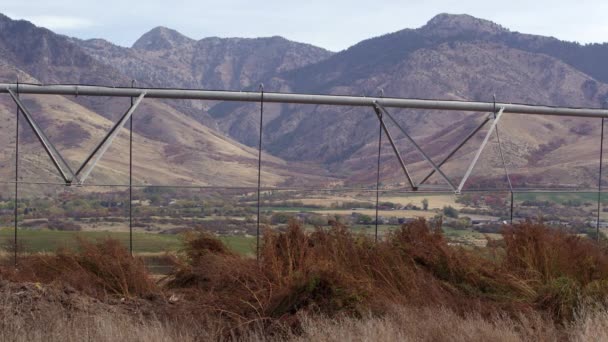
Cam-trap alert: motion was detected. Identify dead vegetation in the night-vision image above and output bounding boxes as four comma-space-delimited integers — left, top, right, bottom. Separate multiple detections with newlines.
2, 219, 608, 340
0, 238, 158, 298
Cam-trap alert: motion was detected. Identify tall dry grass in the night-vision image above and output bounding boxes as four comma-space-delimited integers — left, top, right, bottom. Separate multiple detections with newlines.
3, 285, 608, 342
2, 219, 608, 340
0, 238, 158, 299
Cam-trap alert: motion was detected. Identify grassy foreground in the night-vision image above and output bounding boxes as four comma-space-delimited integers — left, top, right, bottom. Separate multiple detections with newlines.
1, 219, 608, 341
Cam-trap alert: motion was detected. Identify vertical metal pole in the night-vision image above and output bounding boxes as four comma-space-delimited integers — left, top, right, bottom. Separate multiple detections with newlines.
256, 85, 264, 260
492, 96, 514, 226
129, 80, 134, 255
510, 191, 514, 224
13, 82, 19, 267
375, 110, 382, 242
597, 117, 605, 242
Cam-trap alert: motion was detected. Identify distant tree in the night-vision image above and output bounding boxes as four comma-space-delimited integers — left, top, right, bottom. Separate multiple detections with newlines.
271, 212, 291, 225
422, 198, 429, 211
358, 214, 373, 225
442, 205, 459, 219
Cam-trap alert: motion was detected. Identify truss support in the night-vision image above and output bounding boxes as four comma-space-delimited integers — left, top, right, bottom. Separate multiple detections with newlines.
77, 93, 146, 184
419, 114, 492, 185
457, 107, 505, 193
7, 88, 75, 184
372, 103, 417, 191
375, 103, 457, 191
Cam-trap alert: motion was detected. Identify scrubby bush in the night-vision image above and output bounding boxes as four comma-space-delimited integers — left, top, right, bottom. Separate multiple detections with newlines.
1, 238, 158, 299
3, 219, 608, 338
442, 205, 459, 218
48, 219, 82, 231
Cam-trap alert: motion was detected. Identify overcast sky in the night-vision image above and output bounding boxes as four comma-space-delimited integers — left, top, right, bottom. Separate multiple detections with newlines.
3, 0, 607, 51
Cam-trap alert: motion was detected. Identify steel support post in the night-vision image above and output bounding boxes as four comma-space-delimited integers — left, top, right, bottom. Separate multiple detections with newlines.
597, 117, 605, 242
510, 191, 515, 224
419, 114, 492, 185
129, 81, 135, 255
494, 118, 514, 224
457, 108, 505, 193
375, 103, 457, 191
375, 110, 383, 241
372, 104, 417, 191
13, 87, 19, 267
77, 93, 146, 184
7, 89, 75, 184
256, 86, 264, 261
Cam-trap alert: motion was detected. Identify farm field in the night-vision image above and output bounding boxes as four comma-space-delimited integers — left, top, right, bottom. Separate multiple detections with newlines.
0, 228, 255, 255
282, 193, 464, 209
310, 208, 436, 218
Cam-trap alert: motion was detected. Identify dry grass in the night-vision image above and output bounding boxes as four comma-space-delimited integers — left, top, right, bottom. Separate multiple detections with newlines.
2, 219, 608, 340
0, 238, 159, 299
3, 286, 608, 342
294, 306, 560, 342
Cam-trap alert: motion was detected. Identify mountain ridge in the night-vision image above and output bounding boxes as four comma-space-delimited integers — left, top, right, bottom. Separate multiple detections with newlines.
1, 12, 608, 189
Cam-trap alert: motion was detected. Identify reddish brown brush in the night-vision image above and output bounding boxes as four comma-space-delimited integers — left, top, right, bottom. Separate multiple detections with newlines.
0, 238, 159, 299
3, 218, 608, 338
502, 222, 608, 284
501, 222, 608, 319
165, 219, 532, 336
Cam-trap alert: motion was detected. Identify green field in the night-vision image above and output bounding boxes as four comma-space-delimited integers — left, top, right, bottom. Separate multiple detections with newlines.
260, 206, 319, 212
514, 192, 606, 205
0, 229, 255, 255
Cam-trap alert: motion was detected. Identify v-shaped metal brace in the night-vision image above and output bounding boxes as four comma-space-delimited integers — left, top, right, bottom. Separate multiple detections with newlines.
418, 113, 493, 186
372, 102, 417, 190
373, 103, 457, 191
456, 107, 505, 193
7, 89, 146, 185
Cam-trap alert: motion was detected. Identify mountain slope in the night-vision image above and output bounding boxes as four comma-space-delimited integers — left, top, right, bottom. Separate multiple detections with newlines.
75, 29, 333, 129
2, 13, 608, 189
205, 14, 608, 188
0, 14, 329, 188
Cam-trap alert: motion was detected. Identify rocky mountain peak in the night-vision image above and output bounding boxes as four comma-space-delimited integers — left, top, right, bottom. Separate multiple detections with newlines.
421, 13, 508, 37
132, 26, 194, 50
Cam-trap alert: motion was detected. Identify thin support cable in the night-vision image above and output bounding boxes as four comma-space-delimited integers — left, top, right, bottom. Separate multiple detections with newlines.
375, 108, 383, 242
493, 98, 514, 223
597, 117, 605, 242
129, 80, 134, 255
13, 80, 19, 267
256, 84, 264, 261
495, 123, 513, 189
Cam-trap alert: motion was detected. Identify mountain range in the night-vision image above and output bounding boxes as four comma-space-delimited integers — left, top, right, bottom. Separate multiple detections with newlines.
0, 12, 607, 191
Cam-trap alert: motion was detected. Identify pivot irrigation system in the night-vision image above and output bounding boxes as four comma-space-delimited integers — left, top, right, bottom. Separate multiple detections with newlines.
2, 82, 608, 261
